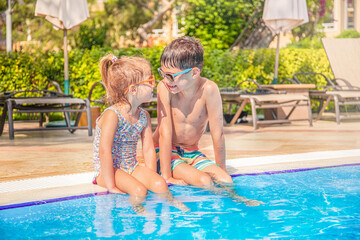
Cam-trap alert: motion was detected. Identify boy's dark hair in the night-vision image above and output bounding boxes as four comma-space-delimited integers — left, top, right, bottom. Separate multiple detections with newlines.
160, 36, 204, 71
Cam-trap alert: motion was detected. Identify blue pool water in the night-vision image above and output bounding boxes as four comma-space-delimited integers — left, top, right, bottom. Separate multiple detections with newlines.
1, 165, 360, 239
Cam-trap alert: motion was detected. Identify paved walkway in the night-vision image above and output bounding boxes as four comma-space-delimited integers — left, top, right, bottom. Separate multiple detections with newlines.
1, 118, 359, 205
1, 118, 359, 181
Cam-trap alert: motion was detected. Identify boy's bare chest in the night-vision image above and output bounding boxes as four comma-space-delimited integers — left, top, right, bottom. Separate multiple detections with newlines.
170, 98, 207, 123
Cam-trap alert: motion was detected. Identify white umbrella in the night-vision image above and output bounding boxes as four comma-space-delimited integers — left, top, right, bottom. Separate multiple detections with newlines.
35, 0, 90, 94
263, 0, 308, 84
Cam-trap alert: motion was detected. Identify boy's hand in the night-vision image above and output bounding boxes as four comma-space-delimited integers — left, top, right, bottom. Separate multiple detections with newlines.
166, 177, 188, 186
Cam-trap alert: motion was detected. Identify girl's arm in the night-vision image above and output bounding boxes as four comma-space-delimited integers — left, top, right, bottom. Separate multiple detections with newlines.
98, 110, 123, 193
141, 111, 157, 172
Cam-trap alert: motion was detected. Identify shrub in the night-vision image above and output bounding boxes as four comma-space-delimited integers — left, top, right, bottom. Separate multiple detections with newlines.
336, 30, 360, 38
286, 36, 323, 49
1, 47, 333, 115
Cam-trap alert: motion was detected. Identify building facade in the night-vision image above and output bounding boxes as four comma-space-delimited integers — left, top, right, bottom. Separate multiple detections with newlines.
323, 0, 360, 37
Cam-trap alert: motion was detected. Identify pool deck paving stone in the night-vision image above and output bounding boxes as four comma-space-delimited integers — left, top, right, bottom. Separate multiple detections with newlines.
1, 117, 360, 206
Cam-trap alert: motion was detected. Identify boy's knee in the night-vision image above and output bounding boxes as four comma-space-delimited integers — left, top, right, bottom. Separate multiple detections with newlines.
218, 174, 233, 184
152, 178, 169, 193
198, 174, 212, 186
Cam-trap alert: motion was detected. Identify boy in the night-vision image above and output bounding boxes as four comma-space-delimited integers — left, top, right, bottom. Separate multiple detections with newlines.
153, 36, 233, 186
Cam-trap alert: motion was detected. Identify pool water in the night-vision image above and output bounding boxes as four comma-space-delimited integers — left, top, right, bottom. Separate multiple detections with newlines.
1, 165, 360, 239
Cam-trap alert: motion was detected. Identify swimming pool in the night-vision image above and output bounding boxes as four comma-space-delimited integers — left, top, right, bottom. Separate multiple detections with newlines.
1, 165, 359, 239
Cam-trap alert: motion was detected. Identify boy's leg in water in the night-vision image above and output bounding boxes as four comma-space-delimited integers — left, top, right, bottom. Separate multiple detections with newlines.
201, 165, 264, 207
132, 165, 190, 212
156, 192, 190, 212
172, 162, 213, 186
173, 162, 263, 206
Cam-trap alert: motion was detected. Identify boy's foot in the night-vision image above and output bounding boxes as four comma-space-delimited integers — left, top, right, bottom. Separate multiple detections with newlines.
231, 195, 264, 207
157, 192, 190, 212
170, 199, 191, 212
212, 181, 264, 207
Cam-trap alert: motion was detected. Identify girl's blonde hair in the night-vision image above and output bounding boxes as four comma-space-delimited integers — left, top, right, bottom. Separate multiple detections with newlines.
99, 54, 151, 106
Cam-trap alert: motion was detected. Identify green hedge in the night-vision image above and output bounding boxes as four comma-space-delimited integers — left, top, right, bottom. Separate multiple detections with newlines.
1, 47, 333, 101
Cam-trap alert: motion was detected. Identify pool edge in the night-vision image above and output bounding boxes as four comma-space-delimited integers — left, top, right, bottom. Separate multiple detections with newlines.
1, 162, 360, 211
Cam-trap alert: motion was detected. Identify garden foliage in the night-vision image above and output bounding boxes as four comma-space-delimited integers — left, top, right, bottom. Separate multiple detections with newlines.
183, 0, 262, 49
335, 30, 360, 39
1, 47, 332, 103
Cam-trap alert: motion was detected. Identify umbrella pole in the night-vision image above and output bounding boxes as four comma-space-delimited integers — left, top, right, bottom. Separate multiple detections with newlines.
273, 33, 280, 84
6, 0, 12, 53
64, 29, 69, 95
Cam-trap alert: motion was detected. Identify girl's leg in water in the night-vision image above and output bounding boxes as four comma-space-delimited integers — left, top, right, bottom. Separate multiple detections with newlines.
96, 169, 149, 214
132, 165, 190, 212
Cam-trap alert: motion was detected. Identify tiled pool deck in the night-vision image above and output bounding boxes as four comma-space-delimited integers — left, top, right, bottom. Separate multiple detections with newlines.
1, 117, 360, 206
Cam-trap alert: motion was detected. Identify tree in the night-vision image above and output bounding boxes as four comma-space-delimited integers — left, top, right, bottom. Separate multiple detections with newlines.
1, 0, 69, 51
74, 16, 108, 49
229, 2, 274, 50
182, 0, 263, 49
136, 0, 176, 44
103, 0, 154, 47
0, 0, 105, 51
103, 0, 176, 47
1, 1, 38, 45
291, 0, 334, 40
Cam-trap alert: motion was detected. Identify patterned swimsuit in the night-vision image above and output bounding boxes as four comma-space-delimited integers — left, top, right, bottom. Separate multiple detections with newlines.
93, 106, 147, 178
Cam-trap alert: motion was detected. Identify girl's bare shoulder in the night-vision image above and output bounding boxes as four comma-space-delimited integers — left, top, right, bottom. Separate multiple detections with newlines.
97, 108, 118, 129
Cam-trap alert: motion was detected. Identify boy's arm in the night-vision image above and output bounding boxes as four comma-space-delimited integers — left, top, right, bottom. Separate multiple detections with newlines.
157, 81, 186, 185
141, 111, 156, 172
205, 81, 226, 170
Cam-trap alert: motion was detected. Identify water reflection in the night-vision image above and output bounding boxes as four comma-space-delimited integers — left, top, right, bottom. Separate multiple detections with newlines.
142, 214, 157, 235
158, 204, 171, 235
92, 184, 259, 238
93, 195, 116, 237
93, 193, 186, 237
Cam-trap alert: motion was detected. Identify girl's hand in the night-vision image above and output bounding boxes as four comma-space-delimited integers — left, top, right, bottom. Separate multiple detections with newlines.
166, 177, 188, 186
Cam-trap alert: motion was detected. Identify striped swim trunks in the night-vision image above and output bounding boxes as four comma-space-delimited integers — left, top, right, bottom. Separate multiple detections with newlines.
155, 145, 217, 172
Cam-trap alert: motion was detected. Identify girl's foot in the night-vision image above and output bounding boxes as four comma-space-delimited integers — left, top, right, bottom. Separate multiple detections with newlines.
131, 203, 151, 215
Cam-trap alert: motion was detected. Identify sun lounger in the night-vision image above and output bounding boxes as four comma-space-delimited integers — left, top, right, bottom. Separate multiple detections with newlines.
320, 38, 360, 123
221, 79, 313, 129
88, 81, 107, 106
322, 38, 360, 88
0, 82, 92, 139
293, 70, 360, 124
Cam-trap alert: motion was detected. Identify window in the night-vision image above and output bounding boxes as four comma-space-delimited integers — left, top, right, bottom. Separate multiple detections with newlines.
322, 0, 338, 31
346, 0, 356, 29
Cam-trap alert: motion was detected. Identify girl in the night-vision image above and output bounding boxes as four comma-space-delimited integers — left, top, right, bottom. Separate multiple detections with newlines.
94, 54, 188, 213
